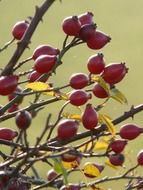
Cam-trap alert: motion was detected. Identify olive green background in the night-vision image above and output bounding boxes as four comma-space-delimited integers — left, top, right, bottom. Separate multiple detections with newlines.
0, 0, 143, 189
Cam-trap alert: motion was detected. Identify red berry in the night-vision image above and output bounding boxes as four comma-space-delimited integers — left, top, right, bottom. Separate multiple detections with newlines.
109, 139, 127, 153
15, 110, 32, 130
102, 63, 128, 84
0, 75, 18, 96
79, 24, 96, 41
57, 119, 79, 140
82, 103, 98, 130
8, 104, 19, 113
92, 83, 108, 99
137, 150, 143, 166
47, 169, 58, 181
78, 12, 94, 26
62, 16, 81, 36
34, 55, 57, 74
109, 154, 125, 166
0, 128, 18, 141
86, 30, 111, 50
28, 70, 48, 82
32, 44, 60, 60
87, 53, 105, 74
119, 124, 143, 140
60, 184, 80, 190
69, 90, 91, 106
12, 21, 29, 40
69, 73, 89, 89
61, 153, 78, 162
8, 86, 23, 104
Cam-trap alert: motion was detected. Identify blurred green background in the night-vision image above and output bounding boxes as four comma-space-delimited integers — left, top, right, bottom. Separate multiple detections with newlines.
0, 0, 143, 189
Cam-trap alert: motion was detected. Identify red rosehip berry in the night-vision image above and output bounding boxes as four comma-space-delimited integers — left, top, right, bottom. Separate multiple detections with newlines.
0, 75, 19, 96
87, 53, 105, 74
28, 70, 48, 82
69, 73, 89, 89
8, 104, 19, 113
86, 30, 111, 50
69, 90, 91, 106
82, 103, 98, 130
32, 44, 60, 60
0, 128, 18, 141
60, 184, 80, 190
109, 154, 125, 166
78, 12, 94, 26
61, 153, 78, 162
57, 119, 79, 140
109, 139, 127, 153
34, 55, 57, 74
119, 124, 143, 140
47, 169, 58, 181
8, 86, 23, 104
102, 63, 128, 84
12, 21, 29, 40
62, 16, 81, 36
137, 150, 143, 166
15, 110, 32, 130
92, 83, 108, 99
79, 24, 96, 41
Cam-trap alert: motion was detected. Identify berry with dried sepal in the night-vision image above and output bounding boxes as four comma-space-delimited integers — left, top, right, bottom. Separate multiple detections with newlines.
109, 139, 127, 153
69, 73, 89, 89
0, 128, 18, 141
78, 12, 94, 26
109, 154, 125, 166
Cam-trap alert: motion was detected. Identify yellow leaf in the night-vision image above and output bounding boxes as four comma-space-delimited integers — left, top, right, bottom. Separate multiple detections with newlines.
62, 160, 80, 169
94, 139, 109, 151
110, 87, 128, 104
83, 162, 101, 177
99, 114, 116, 136
105, 159, 118, 170
62, 112, 81, 121
43, 91, 55, 96
98, 76, 110, 94
26, 82, 51, 91
55, 91, 69, 100
91, 75, 100, 82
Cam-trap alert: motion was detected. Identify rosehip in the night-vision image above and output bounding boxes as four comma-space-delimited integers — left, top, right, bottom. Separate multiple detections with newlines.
86, 30, 111, 50
8, 86, 23, 104
0, 128, 18, 141
87, 53, 105, 74
61, 153, 78, 162
79, 24, 96, 41
47, 169, 58, 181
60, 184, 80, 190
109, 154, 125, 166
69, 90, 91, 106
12, 21, 29, 40
57, 119, 79, 140
119, 124, 143, 140
137, 150, 143, 166
78, 12, 94, 26
15, 110, 32, 130
69, 73, 89, 89
34, 55, 57, 74
92, 83, 108, 98
81, 103, 98, 130
8, 104, 19, 113
62, 16, 81, 36
28, 70, 48, 82
32, 44, 60, 60
102, 63, 128, 84
0, 75, 18, 96
109, 139, 127, 153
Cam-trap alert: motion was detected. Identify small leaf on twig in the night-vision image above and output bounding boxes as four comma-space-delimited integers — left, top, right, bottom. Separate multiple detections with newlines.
99, 114, 116, 136
62, 112, 81, 121
110, 87, 128, 104
26, 82, 51, 91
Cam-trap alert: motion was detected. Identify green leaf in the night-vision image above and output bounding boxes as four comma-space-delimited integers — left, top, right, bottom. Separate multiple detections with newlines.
53, 158, 68, 185
110, 87, 128, 104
